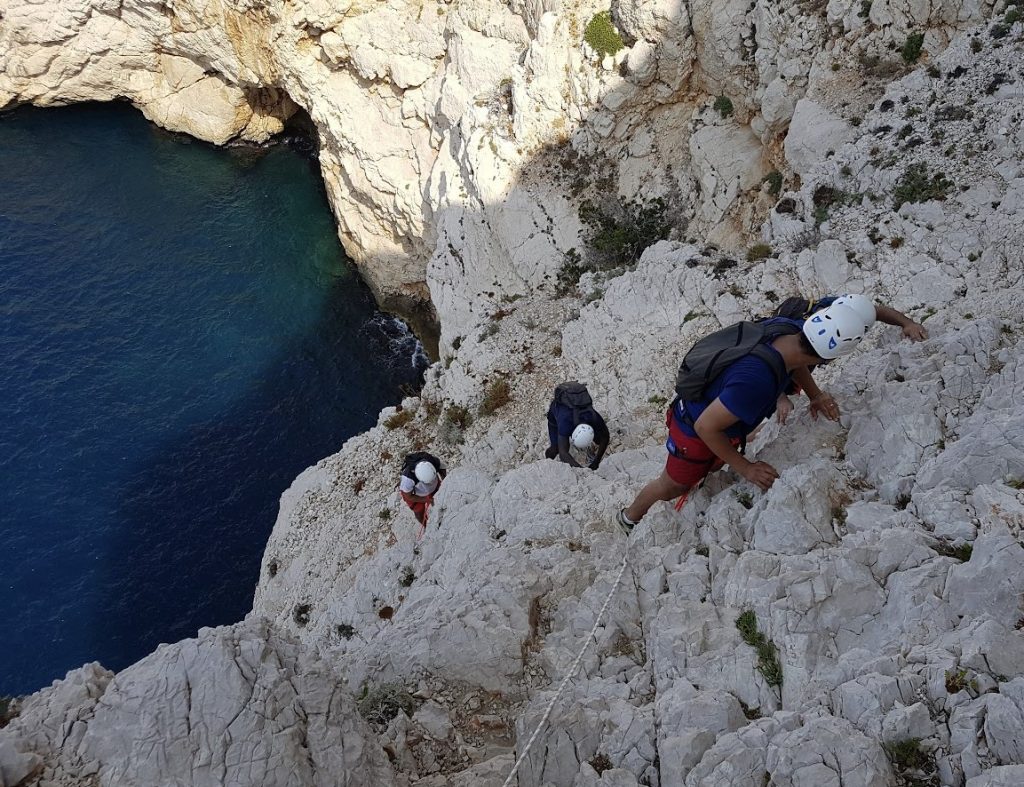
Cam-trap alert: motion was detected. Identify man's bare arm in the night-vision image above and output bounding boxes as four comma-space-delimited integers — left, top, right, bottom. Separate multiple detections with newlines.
694, 400, 779, 490
876, 304, 928, 341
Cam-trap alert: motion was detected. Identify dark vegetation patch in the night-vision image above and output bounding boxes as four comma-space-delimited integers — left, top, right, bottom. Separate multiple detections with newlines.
736, 610, 783, 687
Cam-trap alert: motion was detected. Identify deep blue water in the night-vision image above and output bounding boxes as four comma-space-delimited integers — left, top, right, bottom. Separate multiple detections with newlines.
0, 103, 427, 695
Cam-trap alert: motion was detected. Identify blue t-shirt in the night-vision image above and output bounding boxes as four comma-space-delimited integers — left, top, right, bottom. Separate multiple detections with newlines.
677, 323, 797, 438
547, 404, 609, 445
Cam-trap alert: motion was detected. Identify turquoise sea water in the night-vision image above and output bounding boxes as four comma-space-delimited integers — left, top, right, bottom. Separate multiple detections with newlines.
0, 103, 426, 694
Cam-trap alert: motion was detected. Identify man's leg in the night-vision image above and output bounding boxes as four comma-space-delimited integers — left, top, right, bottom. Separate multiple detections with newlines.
624, 470, 691, 523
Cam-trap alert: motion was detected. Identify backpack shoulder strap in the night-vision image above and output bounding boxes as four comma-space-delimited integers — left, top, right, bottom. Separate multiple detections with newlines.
748, 344, 787, 390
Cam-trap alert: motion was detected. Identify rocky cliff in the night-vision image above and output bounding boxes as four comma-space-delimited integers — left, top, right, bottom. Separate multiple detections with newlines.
2, 0, 1024, 785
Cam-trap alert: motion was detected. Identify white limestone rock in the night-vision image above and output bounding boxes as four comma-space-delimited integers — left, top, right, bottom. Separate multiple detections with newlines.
784, 99, 855, 176
765, 715, 895, 786
985, 679, 1024, 766
4, 4, 1024, 787
690, 119, 769, 227
0, 621, 394, 786
968, 765, 1024, 787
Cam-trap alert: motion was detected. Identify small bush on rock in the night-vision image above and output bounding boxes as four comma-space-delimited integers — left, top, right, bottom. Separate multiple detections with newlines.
885, 738, 932, 772
479, 378, 511, 416
901, 32, 925, 63
336, 623, 356, 640
384, 408, 414, 430
892, 163, 952, 208
945, 668, 977, 693
358, 683, 415, 726
572, 197, 672, 281
556, 248, 588, 296
746, 243, 772, 261
763, 171, 783, 196
583, 11, 623, 58
713, 95, 734, 119
736, 610, 783, 687
445, 405, 472, 430
441, 404, 473, 444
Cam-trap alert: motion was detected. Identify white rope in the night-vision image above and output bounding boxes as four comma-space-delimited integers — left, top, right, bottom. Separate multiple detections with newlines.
501, 553, 631, 787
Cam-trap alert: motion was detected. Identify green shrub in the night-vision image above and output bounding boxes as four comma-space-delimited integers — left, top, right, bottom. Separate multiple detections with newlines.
556, 248, 587, 296
735, 610, 783, 687
583, 11, 623, 58
746, 243, 772, 261
763, 171, 783, 196
577, 197, 671, 272
379, 507, 392, 521
945, 668, 973, 693
399, 566, 416, 587
479, 378, 511, 416
713, 95, 734, 119
358, 683, 415, 726
885, 738, 930, 770
901, 32, 925, 63
892, 163, 952, 209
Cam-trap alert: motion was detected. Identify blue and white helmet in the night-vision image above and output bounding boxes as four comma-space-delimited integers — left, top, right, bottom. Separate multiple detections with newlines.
803, 304, 867, 360
831, 293, 876, 329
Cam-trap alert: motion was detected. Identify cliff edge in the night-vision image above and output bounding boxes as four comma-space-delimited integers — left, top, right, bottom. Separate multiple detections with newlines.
2, 0, 1023, 785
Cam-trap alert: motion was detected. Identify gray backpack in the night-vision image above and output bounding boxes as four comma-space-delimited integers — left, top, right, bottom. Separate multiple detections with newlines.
553, 382, 596, 426
674, 320, 801, 402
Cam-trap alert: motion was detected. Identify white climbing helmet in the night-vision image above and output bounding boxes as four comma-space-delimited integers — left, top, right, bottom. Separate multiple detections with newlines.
414, 461, 438, 485
803, 303, 867, 360
831, 293, 877, 329
570, 423, 595, 450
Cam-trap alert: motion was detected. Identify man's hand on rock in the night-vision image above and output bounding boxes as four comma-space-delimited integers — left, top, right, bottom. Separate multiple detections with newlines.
740, 461, 779, 491
903, 321, 928, 341
809, 392, 840, 421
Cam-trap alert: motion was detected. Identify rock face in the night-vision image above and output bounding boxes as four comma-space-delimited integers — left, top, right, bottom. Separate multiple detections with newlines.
0, 620, 394, 786
0, 0, 995, 330
3, 1, 1024, 787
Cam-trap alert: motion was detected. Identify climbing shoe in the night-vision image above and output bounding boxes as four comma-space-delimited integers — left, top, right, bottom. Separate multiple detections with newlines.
616, 508, 636, 536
